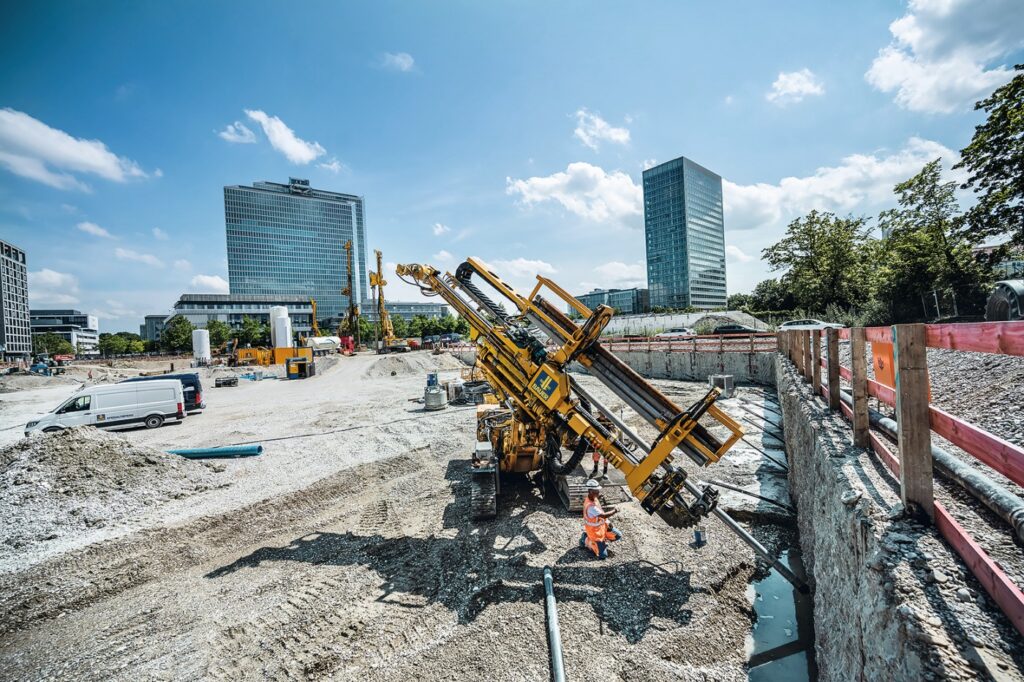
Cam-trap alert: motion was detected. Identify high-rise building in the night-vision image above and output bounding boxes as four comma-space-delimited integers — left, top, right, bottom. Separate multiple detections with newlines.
224, 177, 368, 319
30, 309, 99, 355
643, 156, 727, 310
0, 239, 31, 360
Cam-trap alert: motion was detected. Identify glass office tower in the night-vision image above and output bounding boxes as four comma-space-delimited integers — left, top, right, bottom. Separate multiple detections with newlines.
643, 157, 727, 310
224, 178, 368, 319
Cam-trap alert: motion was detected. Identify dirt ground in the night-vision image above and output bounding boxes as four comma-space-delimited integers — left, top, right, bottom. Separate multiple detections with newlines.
0, 352, 790, 681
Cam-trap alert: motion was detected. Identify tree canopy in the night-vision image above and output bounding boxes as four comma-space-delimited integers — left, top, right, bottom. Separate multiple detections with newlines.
33, 332, 74, 356
160, 317, 195, 352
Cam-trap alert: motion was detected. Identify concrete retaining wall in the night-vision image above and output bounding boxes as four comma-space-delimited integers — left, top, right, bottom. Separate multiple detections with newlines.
450, 348, 775, 384
776, 356, 995, 681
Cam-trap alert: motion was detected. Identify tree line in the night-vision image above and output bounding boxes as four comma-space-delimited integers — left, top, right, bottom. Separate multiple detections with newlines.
725, 66, 1023, 326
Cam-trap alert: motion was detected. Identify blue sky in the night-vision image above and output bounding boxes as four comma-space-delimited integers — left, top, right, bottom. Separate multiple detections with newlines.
1, 0, 1022, 332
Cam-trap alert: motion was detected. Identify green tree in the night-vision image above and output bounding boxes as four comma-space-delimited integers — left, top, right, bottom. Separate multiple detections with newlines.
876, 159, 990, 321
955, 65, 1024, 248
726, 293, 753, 310
128, 339, 146, 354
32, 332, 75, 356
205, 319, 232, 347
407, 314, 429, 338
99, 333, 129, 356
160, 317, 195, 352
236, 316, 269, 346
749, 279, 796, 311
762, 210, 874, 311
390, 314, 408, 339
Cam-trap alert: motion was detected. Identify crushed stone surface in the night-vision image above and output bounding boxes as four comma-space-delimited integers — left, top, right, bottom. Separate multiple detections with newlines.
0, 427, 225, 573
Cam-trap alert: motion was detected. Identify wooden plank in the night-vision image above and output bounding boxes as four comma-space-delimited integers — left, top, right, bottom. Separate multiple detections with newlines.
871, 432, 901, 476
865, 326, 892, 344
839, 365, 852, 381
838, 328, 850, 340
804, 330, 813, 383
826, 328, 840, 411
930, 406, 1024, 489
811, 330, 822, 396
867, 378, 896, 406
926, 321, 1024, 356
934, 501, 1024, 637
851, 327, 870, 449
893, 323, 934, 521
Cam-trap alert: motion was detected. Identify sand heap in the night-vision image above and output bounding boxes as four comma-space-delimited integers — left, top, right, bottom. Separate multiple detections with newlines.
364, 352, 466, 379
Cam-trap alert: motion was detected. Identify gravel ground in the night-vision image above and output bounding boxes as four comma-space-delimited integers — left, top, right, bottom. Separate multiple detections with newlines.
0, 352, 791, 681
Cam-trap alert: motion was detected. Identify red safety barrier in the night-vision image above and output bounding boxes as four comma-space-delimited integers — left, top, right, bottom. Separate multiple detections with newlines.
929, 406, 1024, 489
867, 378, 896, 406
926, 321, 1024, 356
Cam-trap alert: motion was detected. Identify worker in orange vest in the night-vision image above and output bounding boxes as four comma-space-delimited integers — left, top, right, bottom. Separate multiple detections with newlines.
579, 479, 621, 559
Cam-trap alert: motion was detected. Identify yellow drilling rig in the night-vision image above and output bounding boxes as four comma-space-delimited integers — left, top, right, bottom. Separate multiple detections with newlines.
371, 249, 408, 353
340, 240, 361, 349
396, 257, 806, 591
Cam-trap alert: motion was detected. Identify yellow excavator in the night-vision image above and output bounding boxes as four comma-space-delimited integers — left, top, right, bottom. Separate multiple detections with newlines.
396, 257, 806, 590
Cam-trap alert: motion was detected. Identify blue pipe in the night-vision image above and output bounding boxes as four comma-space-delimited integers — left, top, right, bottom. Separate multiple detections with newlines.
166, 445, 263, 459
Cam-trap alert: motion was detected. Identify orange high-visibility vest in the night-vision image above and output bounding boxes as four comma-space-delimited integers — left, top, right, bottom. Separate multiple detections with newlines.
583, 496, 607, 543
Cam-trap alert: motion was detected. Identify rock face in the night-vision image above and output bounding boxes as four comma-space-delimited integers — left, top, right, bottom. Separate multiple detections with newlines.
775, 357, 1019, 681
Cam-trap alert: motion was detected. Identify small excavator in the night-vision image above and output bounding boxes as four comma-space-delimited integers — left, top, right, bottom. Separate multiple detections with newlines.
396, 257, 806, 590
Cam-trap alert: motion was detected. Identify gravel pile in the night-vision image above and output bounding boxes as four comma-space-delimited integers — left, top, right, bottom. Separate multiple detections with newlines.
0, 427, 226, 572
364, 352, 465, 378
0, 373, 80, 393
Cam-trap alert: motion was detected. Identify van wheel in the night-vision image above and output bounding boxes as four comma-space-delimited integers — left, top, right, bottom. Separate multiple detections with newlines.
42, 426, 62, 433
144, 415, 164, 429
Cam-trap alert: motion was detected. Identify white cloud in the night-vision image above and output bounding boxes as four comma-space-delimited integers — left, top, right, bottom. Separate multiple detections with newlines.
0, 108, 146, 191
865, 0, 1024, 113
433, 249, 454, 263
190, 274, 229, 293
381, 52, 415, 72
115, 247, 164, 268
506, 162, 642, 228
95, 299, 138, 321
723, 136, 957, 231
573, 109, 631, 151
593, 261, 646, 289
244, 109, 326, 164
725, 245, 753, 263
152, 227, 168, 240
641, 159, 658, 171
28, 269, 80, 305
765, 69, 825, 105
317, 157, 345, 173
76, 221, 112, 238
218, 121, 257, 144
490, 258, 557, 279
432, 222, 451, 236
173, 259, 191, 271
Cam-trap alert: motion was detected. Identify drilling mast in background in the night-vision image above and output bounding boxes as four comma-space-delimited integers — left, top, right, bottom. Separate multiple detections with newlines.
371, 249, 403, 353
341, 240, 361, 349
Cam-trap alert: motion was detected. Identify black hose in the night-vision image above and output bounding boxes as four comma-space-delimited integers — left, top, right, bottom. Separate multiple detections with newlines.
546, 430, 590, 476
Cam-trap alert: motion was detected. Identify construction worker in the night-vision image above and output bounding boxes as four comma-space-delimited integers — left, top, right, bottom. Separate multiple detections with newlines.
579, 479, 621, 559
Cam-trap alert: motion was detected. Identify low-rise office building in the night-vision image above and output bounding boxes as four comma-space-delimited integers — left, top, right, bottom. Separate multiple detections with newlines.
140, 314, 168, 343
168, 294, 314, 335
30, 309, 99, 355
572, 288, 650, 316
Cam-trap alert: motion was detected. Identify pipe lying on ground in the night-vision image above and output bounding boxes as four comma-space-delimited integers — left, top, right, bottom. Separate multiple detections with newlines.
838, 389, 1024, 542
703, 479, 796, 514
166, 445, 264, 459
543, 566, 566, 682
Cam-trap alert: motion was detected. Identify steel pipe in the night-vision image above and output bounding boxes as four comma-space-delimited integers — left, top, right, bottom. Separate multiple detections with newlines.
543, 566, 566, 682
839, 389, 1024, 542
166, 445, 263, 459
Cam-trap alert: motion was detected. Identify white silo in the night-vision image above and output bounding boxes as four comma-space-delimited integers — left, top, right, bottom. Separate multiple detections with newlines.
192, 329, 211, 365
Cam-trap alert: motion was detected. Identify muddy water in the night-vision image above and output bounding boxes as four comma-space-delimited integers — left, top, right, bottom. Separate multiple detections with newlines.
746, 549, 817, 680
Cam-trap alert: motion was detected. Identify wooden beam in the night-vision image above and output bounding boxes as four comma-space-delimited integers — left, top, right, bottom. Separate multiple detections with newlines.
894, 323, 934, 521
826, 328, 840, 411
851, 327, 869, 448
803, 330, 812, 383
811, 330, 822, 397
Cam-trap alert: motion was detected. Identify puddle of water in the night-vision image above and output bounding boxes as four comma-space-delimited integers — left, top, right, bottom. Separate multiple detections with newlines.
746, 549, 818, 681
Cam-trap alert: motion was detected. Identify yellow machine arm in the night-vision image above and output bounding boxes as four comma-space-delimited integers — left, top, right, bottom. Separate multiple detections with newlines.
396, 258, 807, 590
371, 249, 396, 348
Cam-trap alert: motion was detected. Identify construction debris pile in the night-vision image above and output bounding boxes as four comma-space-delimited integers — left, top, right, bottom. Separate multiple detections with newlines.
364, 352, 464, 379
0, 427, 226, 571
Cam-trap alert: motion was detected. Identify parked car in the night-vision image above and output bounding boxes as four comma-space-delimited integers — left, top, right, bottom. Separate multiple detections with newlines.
778, 318, 845, 331
25, 379, 186, 436
655, 327, 696, 338
712, 323, 759, 335
121, 372, 205, 413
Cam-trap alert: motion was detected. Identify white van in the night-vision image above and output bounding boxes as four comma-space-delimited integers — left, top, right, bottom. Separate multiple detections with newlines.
25, 380, 186, 436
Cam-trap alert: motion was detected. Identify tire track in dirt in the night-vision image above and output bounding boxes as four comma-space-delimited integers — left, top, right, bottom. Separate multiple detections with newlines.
0, 453, 425, 635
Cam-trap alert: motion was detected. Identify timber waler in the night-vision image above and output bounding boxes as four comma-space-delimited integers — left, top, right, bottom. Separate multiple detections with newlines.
396, 258, 807, 590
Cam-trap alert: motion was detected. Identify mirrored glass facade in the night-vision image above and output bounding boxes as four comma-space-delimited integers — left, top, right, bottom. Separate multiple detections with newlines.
225, 178, 368, 319
643, 157, 727, 310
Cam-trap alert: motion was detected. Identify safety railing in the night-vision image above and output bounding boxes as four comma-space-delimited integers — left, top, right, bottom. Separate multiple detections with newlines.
779, 321, 1024, 636
602, 333, 777, 353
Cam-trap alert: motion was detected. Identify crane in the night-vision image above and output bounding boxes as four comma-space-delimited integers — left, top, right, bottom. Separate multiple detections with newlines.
370, 249, 405, 353
340, 240, 361, 349
395, 257, 806, 591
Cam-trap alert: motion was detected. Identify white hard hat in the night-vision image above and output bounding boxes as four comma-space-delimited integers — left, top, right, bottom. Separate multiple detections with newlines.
586, 479, 602, 491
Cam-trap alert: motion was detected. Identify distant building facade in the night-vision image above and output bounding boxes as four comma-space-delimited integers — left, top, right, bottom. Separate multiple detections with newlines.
384, 301, 449, 321
224, 177, 368, 320
0, 240, 30, 360
30, 309, 99, 355
573, 288, 650, 316
643, 156, 727, 310
169, 294, 313, 335
140, 315, 168, 343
